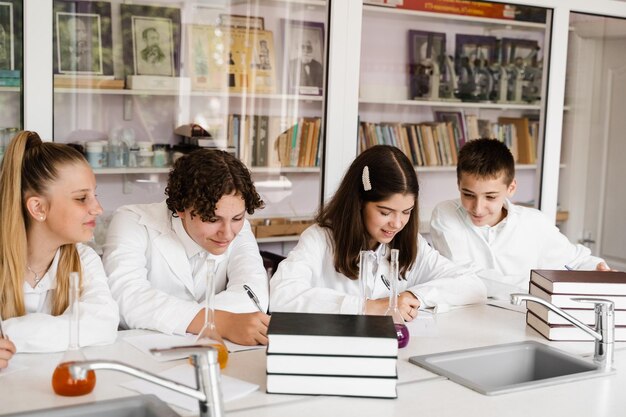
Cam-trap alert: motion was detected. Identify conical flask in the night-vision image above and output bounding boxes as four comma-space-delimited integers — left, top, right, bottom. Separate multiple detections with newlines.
384, 249, 410, 348
358, 251, 372, 315
52, 272, 96, 396
196, 258, 229, 369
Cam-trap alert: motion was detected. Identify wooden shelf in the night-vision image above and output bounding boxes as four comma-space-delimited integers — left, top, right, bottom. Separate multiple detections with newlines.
93, 167, 171, 175
416, 164, 538, 173
363, 4, 547, 31
359, 98, 541, 111
250, 167, 320, 174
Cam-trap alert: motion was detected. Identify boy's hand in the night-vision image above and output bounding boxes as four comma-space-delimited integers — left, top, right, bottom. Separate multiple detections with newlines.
596, 262, 614, 271
216, 311, 270, 346
0, 338, 16, 369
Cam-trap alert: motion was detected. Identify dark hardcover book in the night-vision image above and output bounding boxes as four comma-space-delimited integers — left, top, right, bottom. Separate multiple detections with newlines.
526, 310, 626, 341
529, 282, 626, 310
266, 373, 397, 398
530, 269, 626, 295
266, 354, 397, 377
267, 312, 398, 357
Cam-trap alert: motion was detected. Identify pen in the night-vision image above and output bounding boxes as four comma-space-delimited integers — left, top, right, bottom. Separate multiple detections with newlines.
380, 274, 391, 290
243, 284, 265, 313
564, 265, 574, 271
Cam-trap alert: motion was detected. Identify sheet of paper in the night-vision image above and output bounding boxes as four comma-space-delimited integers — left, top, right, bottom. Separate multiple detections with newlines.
125, 333, 266, 362
125, 334, 198, 362
486, 299, 527, 313
224, 340, 265, 353
406, 310, 438, 336
0, 355, 27, 377
121, 364, 259, 411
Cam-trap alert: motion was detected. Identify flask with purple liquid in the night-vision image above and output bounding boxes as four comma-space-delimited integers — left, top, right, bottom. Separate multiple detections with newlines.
385, 249, 410, 348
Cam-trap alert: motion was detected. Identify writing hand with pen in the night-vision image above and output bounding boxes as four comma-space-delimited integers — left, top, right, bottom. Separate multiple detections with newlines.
185, 284, 270, 347
0, 315, 17, 370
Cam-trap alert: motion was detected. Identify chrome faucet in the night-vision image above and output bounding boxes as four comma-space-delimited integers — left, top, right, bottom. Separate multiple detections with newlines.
69, 345, 224, 417
511, 294, 615, 372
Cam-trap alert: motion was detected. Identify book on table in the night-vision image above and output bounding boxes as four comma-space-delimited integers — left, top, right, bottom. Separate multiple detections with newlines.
530, 269, 626, 295
528, 283, 626, 310
267, 312, 398, 356
266, 354, 397, 377
266, 373, 397, 398
527, 302, 626, 326
526, 310, 626, 341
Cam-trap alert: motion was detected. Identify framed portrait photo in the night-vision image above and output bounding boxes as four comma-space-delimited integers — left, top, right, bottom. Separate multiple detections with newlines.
121, 4, 181, 77
53, 1, 112, 76
219, 14, 264, 30
0, 1, 22, 72
282, 19, 325, 96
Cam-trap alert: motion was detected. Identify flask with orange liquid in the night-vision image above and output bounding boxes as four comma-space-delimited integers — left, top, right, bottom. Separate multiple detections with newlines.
51, 272, 96, 396
196, 258, 229, 369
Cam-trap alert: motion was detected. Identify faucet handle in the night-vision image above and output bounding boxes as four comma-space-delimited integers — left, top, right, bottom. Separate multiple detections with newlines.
570, 297, 615, 313
150, 344, 219, 364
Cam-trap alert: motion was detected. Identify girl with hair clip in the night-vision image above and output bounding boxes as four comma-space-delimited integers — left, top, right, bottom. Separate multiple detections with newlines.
270, 145, 486, 318
0, 131, 118, 359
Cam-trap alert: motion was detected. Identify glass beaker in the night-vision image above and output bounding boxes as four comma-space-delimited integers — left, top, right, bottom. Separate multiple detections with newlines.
52, 272, 96, 396
358, 250, 373, 315
196, 258, 229, 369
385, 249, 410, 348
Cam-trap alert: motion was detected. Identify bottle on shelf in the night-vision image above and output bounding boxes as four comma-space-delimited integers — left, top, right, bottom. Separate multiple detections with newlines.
196, 258, 229, 369
385, 249, 409, 348
51, 272, 96, 396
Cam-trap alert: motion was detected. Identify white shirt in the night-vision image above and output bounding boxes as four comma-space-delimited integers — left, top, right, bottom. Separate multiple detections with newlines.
430, 199, 605, 299
102, 201, 269, 335
269, 224, 486, 314
4, 244, 119, 352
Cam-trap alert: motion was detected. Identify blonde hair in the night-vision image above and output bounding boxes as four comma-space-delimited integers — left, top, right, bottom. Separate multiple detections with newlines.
0, 131, 86, 318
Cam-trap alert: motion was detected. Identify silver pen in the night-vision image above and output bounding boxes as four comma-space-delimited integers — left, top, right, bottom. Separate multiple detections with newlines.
243, 284, 264, 313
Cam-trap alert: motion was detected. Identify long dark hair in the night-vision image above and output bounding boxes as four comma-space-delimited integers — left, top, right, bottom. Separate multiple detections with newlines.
316, 145, 420, 279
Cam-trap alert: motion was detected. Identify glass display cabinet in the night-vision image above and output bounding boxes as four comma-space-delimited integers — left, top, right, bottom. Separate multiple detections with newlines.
358, 0, 551, 226
51, 0, 328, 247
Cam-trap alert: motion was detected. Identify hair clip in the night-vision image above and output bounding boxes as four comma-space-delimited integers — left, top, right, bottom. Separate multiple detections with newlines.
362, 166, 372, 191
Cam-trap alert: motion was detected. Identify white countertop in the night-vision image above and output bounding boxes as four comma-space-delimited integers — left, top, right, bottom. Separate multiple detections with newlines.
1, 304, 624, 417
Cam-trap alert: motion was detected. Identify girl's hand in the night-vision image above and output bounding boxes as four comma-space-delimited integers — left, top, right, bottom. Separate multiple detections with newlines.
398, 291, 421, 322
0, 338, 16, 369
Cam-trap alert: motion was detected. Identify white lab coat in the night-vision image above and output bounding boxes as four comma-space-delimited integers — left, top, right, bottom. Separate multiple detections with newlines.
4, 244, 119, 352
269, 224, 486, 314
430, 199, 605, 299
102, 201, 268, 335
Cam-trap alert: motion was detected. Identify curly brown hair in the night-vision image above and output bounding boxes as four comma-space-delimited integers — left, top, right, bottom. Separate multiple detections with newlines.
165, 149, 264, 220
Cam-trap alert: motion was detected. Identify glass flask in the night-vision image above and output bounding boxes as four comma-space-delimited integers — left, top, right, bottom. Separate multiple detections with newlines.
196, 258, 229, 369
385, 249, 410, 348
52, 272, 96, 396
358, 250, 373, 315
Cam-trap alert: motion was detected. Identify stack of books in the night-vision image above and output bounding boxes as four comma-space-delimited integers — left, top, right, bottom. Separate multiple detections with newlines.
526, 269, 626, 341
266, 312, 398, 398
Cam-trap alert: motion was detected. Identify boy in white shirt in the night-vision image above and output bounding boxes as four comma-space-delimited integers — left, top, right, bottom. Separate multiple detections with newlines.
430, 138, 610, 299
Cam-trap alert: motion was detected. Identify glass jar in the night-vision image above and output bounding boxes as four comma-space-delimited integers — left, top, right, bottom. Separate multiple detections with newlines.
153, 143, 170, 167
85, 141, 106, 169
137, 150, 154, 168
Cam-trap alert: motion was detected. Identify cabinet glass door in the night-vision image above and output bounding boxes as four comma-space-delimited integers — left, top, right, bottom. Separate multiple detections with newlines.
0, 0, 23, 159
559, 12, 626, 270
52, 0, 328, 247
359, 1, 551, 229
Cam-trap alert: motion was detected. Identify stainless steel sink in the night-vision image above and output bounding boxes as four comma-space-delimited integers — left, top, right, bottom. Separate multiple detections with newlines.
4, 395, 180, 417
409, 341, 611, 395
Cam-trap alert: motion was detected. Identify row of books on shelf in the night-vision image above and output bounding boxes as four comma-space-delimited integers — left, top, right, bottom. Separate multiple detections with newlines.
266, 312, 398, 398
525, 269, 626, 341
358, 115, 538, 167
227, 114, 322, 168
